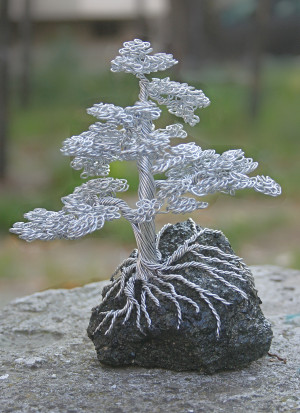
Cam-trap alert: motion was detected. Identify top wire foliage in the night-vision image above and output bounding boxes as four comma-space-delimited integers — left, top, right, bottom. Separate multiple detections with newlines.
10, 39, 281, 336
10, 39, 280, 243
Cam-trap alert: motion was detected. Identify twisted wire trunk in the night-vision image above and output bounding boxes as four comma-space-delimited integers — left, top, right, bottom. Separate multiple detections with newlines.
134, 76, 159, 280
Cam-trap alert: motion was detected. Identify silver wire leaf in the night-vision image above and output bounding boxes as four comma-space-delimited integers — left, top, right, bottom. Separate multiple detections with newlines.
64, 102, 162, 177
10, 178, 129, 241
70, 157, 111, 179
148, 77, 210, 126
166, 197, 209, 214
62, 124, 124, 177
10, 207, 113, 242
87, 102, 161, 127
152, 142, 203, 174
155, 148, 281, 213
137, 124, 187, 159
64, 178, 129, 200
86, 103, 128, 124
62, 124, 124, 159
111, 39, 178, 76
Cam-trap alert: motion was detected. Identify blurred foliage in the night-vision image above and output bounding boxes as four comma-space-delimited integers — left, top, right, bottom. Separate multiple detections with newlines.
193, 59, 300, 197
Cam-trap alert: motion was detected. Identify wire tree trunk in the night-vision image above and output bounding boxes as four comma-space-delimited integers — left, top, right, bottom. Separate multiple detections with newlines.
135, 77, 159, 278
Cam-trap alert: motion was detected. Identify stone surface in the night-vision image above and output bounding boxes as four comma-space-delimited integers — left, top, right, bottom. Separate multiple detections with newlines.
88, 222, 272, 372
0, 265, 300, 413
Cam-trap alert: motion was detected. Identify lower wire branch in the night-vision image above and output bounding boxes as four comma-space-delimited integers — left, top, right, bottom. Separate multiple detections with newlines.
93, 222, 249, 337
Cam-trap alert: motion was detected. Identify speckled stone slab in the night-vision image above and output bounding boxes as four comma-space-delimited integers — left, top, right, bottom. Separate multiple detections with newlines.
0, 265, 299, 413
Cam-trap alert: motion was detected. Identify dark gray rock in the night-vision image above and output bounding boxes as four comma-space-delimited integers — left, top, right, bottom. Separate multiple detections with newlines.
87, 221, 272, 372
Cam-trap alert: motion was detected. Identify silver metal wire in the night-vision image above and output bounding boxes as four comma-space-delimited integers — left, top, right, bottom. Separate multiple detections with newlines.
111, 39, 178, 75
148, 77, 210, 126
11, 39, 280, 242
94, 219, 247, 337
10, 39, 282, 337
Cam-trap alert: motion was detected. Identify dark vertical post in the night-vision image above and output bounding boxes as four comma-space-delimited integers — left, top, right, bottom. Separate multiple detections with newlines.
250, 0, 270, 118
0, 0, 10, 180
135, 0, 148, 41
169, 0, 219, 73
20, 0, 32, 108
169, 0, 189, 74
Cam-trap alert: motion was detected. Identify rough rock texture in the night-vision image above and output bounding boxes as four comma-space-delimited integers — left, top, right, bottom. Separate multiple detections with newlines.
0, 266, 300, 413
87, 222, 272, 372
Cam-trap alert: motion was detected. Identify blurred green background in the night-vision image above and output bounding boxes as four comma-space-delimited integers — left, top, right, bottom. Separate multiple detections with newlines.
0, 0, 299, 305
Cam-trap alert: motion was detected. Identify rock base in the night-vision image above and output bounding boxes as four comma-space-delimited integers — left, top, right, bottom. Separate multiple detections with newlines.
87, 221, 273, 372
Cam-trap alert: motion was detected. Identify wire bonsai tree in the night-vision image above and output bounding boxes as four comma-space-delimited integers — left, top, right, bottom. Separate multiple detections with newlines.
10, 39, 281, 337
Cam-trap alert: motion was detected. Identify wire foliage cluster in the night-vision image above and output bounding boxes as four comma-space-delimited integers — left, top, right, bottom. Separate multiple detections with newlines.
111, 39, 177, 75
148, 77, 210, 126
10, 36, 281, 248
